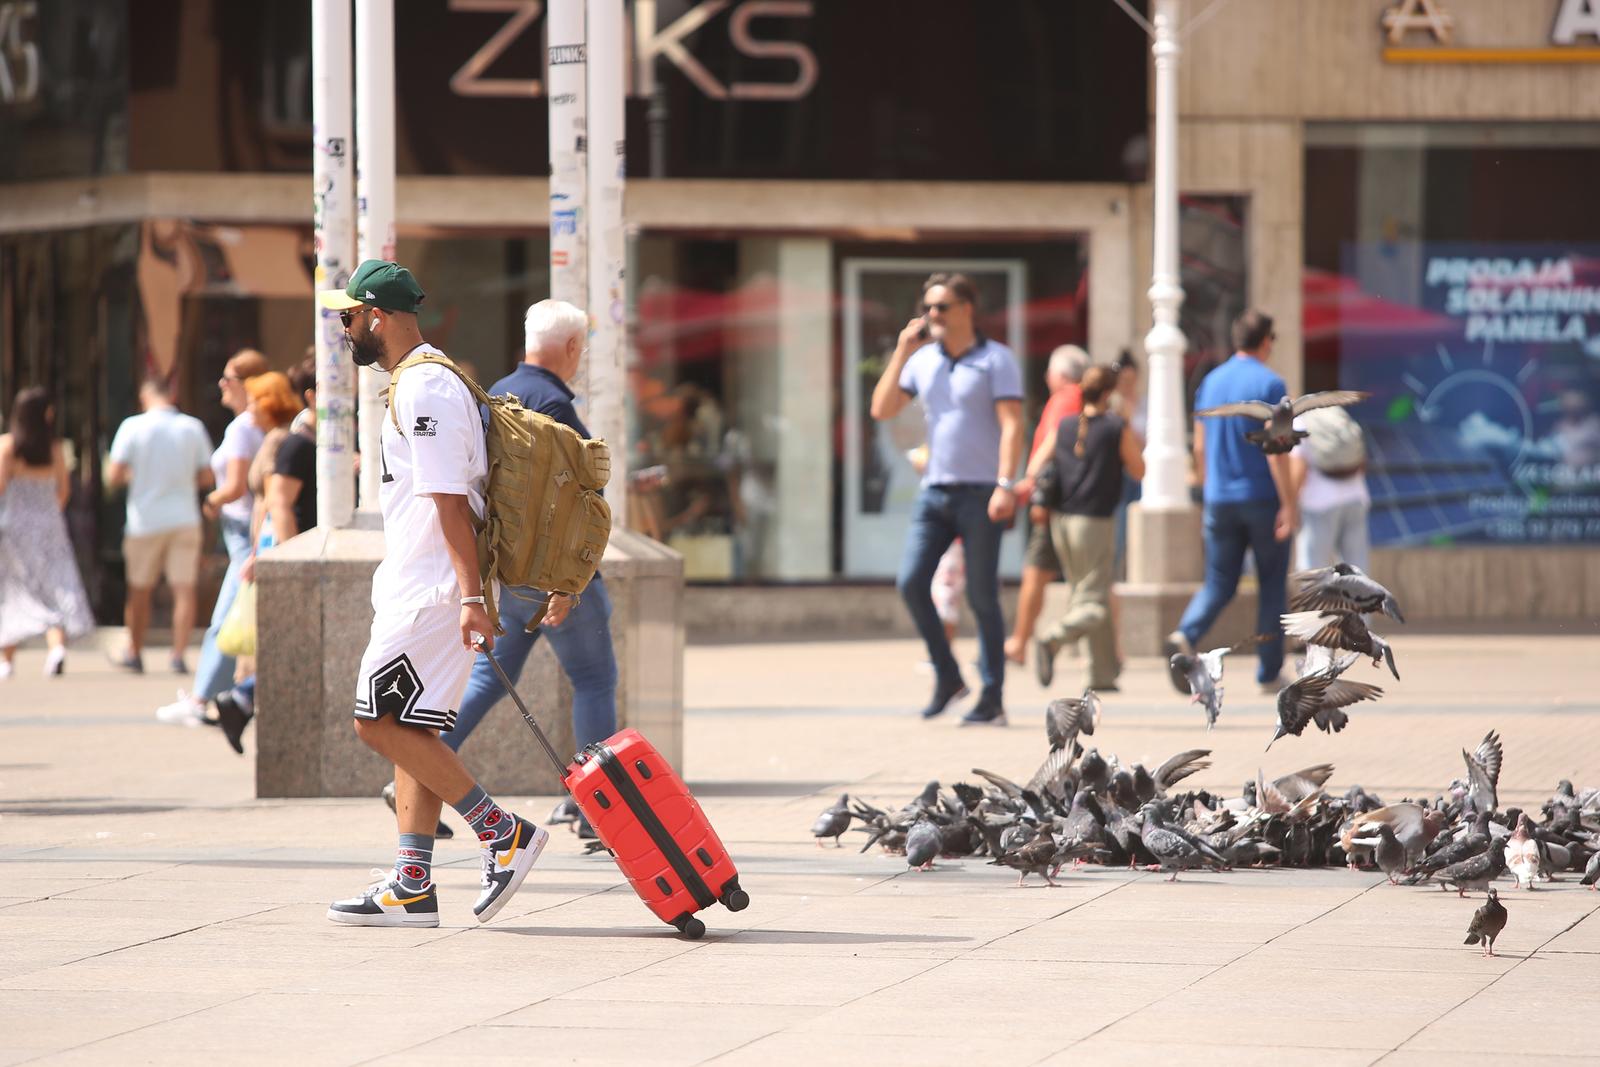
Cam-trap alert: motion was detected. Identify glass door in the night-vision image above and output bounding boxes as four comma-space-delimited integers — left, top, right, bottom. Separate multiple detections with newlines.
841, 257, 1028, 579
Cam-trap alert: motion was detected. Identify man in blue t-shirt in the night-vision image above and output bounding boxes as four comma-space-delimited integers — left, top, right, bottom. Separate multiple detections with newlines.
425, 300, 617, 837
1164, 309, 1296, 690
870, 272, 1024, 725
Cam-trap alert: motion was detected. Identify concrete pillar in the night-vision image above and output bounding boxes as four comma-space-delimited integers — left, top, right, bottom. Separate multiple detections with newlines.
255, 527, 685, 797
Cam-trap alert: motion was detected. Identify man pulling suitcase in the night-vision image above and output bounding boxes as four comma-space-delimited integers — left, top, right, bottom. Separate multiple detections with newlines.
318, 260, 569, 927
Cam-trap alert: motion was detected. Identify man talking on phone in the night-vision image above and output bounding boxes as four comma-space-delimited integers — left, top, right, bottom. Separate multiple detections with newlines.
870, 272, 1024, 726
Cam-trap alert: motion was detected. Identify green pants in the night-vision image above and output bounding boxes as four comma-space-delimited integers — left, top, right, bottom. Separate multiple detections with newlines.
1041, 513, 1118, 688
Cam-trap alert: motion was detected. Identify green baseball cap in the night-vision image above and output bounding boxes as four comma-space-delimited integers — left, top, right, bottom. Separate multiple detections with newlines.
317, 259, 426, 313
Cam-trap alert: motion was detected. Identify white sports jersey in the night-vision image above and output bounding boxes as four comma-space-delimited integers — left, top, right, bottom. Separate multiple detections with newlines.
371, 345, 487, 613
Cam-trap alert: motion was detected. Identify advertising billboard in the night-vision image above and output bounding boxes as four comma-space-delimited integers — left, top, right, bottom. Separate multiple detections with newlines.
1339, 242, 1600, 545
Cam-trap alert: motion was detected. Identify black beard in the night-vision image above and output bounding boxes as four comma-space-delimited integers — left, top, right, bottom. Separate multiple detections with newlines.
349, 332, 385, 367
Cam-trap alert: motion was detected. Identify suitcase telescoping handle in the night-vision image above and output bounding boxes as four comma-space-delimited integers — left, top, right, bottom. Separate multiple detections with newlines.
473, 636, 569, 780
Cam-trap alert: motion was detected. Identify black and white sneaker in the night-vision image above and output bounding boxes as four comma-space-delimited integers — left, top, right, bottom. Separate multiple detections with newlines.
327, 870, 439, 928
473, 816, 548, 923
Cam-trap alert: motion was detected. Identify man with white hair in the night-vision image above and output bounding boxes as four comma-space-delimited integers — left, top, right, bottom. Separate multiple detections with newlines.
435, 299, 619, 838
1005, 344, 1088, 666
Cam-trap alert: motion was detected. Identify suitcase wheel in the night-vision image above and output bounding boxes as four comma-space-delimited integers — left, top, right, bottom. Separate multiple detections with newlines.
672, 914, 706, 940
719, 878, 750, 913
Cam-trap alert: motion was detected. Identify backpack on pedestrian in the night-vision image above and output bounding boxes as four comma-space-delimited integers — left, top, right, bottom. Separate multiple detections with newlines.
387, 352, 612, 634
1300, 406, 1366, 478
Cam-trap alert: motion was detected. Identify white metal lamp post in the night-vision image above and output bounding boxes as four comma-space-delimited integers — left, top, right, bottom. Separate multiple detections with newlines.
1141, 0, 1190, 511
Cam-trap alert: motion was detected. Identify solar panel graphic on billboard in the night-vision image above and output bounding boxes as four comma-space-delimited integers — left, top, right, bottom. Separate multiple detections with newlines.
1337, 242, 1600, 546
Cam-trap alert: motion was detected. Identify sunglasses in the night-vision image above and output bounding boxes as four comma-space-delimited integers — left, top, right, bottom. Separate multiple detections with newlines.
923, 301, 964, 314
220, 373, 243, 383
339, 309, 366, 328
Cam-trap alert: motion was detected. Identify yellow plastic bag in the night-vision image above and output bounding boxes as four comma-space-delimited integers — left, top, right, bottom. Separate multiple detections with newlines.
216, 581, 257, 658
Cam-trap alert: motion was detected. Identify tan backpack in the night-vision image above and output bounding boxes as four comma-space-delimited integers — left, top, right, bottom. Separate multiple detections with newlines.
387, 352, 612, 633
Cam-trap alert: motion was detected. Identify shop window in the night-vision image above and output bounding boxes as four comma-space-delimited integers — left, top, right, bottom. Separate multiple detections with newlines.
1305, 123, 1600, 546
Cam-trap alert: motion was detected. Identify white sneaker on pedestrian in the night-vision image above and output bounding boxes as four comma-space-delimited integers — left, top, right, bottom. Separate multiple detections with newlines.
43, 646, 65, 677
0, 659, 13, 681
155, 690, 206, 726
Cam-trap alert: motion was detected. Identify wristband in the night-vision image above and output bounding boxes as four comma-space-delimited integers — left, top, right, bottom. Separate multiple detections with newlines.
460, 595, 486, 606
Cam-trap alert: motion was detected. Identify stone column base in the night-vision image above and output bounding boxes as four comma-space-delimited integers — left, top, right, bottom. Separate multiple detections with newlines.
1116, 580, 1263, 656
255, 526, 684, 798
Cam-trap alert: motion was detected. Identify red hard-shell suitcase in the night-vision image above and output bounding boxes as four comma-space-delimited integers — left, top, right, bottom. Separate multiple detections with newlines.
482, 650, 748, 938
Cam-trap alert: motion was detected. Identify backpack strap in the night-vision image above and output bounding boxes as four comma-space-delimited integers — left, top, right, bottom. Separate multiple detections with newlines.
384, 351, 506, 635
385, 351, 493, 429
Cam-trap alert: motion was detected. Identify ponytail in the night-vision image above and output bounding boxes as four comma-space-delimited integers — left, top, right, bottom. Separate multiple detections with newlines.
1073, 365, 1118, 457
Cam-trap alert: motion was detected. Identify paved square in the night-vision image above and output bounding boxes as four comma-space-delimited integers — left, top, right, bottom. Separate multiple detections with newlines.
2, 632, 1597, 1065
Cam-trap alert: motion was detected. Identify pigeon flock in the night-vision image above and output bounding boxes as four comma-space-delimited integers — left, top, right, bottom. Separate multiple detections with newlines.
808, 557, 1600, 960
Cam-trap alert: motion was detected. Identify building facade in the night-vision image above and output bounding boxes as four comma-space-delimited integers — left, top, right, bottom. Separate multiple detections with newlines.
3, 0, 1598, 620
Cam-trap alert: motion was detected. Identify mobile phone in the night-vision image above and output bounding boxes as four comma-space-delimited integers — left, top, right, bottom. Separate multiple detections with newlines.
916, 316, 930, 341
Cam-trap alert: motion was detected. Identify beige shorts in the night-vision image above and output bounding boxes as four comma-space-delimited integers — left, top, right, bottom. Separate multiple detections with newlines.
124, 525, 202, 588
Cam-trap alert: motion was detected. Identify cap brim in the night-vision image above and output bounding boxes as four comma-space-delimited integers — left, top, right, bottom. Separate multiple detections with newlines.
317, 288, 364, 310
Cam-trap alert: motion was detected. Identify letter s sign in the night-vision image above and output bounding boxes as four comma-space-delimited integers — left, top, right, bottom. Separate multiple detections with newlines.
0, 0, 41, 109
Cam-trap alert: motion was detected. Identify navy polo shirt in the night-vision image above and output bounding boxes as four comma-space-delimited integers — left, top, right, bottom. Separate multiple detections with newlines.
488, 363, 590, 438
898, 334, 1023, 486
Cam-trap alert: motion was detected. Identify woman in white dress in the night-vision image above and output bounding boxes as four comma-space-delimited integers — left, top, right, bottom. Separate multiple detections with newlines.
0, 388, 94, 678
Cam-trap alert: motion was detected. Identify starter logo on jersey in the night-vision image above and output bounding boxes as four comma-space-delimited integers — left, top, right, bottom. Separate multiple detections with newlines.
412, 416, 439, 437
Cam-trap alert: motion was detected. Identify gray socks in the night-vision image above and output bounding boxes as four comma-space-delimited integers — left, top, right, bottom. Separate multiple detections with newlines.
452, 784, 512, 844
395, 832, 433, 893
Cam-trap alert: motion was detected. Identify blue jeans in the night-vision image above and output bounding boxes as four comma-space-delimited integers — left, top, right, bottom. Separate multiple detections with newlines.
194, 515, 251, 702
442, 577, 619, 753
1176, 500, 1288, 684
895, 484, 1007, 702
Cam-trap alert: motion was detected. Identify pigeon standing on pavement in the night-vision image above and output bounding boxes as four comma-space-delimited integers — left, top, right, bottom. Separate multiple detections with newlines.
1194, 390, 1371, 454
1170, 635, 1265, 729
810, 794, 852, 848
1289, 563, 1406, 623
1580, 848, 1600, 890
1372, 823, 1408, 884
1463, 888, 1507, 958
1139, 804, 1229, 882
905, 818, 943, 872
1280, 609, 1400, 680
1506, 814, 1540, 890
1267, 654, 1384, 750
1439, 838, 1509, 897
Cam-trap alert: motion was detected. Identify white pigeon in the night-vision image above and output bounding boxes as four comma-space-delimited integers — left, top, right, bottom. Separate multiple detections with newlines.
1505, 815, 1541, 891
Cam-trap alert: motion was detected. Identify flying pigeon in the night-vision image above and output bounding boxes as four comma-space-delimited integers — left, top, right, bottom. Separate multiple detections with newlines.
810, 794, 852, 848
1280, 609, 1400, 679
1463, 888, 1507, 958
1194, 390, 1370, 454
1267, 654, 1384, 750
1438, 838, 1509, 897
1289, 563, 1405, 623
1045, 690, 1099, 752
1463, 731, 1503, 815
1170, 635, 1266, 728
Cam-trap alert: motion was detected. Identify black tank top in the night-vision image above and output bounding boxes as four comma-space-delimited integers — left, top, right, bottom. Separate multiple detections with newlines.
1053, 411, 1126, 517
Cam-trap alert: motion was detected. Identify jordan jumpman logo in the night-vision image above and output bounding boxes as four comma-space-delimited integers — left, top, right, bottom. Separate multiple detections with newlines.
381, 677, 406, 698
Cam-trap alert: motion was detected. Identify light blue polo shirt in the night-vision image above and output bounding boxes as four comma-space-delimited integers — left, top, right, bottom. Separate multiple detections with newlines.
899, 335, 1023, 486
109, 407, 214, 536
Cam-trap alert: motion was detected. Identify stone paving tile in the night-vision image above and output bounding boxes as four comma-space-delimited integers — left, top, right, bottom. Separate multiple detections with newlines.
560, 952, 941, 1008
707, 1030, 1068, 1067
1040, 1039, 1384, 1066
365, 1023, 773, 1067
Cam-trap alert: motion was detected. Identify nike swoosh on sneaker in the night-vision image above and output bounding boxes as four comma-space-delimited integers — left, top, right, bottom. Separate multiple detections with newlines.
496, 823, 523, 868
379, 891, 429, 907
